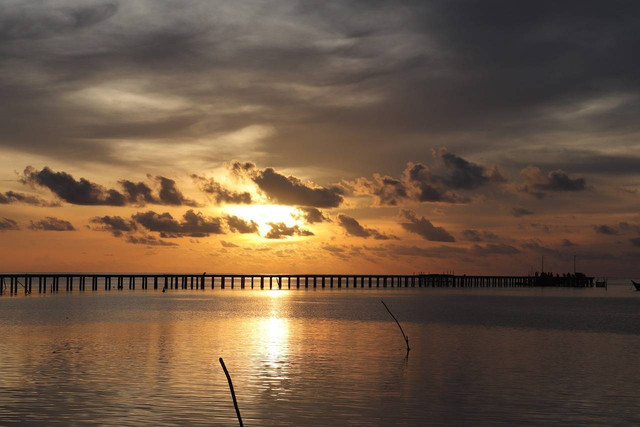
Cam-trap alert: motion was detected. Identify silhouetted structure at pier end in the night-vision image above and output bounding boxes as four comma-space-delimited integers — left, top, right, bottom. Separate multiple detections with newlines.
0, 271, 595, 296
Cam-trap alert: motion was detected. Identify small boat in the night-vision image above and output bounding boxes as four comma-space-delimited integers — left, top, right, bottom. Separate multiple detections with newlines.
632, 280, 640, 291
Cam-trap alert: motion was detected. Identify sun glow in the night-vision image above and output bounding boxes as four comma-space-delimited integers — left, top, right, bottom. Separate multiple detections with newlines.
226, 204, 302, 236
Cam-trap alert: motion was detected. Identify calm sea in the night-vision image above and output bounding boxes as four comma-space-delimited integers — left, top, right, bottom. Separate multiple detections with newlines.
1, 282, 639, 426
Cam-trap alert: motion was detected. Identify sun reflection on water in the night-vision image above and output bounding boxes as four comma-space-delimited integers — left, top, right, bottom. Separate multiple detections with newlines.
248, 291, 293, 398
259, 316, 289, 363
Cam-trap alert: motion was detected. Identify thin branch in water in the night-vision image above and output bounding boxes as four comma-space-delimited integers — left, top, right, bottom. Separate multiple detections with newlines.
381, 300, 410, 353
219, 357, 244, 427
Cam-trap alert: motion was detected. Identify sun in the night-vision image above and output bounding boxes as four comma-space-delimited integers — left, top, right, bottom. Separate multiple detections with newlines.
226, 204, 302, 236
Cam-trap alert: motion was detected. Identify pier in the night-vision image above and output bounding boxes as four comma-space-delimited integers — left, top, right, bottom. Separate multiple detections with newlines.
0, 273, 595, 296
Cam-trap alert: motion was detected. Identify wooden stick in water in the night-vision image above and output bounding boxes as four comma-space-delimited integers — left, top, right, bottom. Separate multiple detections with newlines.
381, 300, 410, 353
219, 357, 244, 427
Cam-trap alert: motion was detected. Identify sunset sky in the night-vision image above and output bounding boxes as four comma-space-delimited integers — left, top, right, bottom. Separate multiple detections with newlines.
1, 1, 639, 276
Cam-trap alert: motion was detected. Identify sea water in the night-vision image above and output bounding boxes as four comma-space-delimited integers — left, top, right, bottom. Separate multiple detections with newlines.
1, 284, 639, 426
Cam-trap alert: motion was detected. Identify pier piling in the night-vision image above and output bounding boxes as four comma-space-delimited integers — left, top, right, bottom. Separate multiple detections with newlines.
0, 272, 596, 296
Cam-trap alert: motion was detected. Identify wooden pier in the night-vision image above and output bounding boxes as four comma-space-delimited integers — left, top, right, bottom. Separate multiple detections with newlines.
0, 273, 595, 296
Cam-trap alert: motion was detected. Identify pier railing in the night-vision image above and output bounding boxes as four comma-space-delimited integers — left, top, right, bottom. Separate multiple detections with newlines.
0, 273, 595, 295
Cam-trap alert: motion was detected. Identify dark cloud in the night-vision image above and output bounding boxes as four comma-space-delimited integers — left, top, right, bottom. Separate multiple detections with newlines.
0, 1, 118, 41
337, 214, 396, 240
529, 223, 552, 233
251, 166, 344, 208
512, 207, 534, 217
191, 175, 252, 204
132, 209, 224, 238
619, 222, 640, 234
125, 234, 177, 247
346, 150, 509, 207
504, 150, 640, 178
349, 174, 409, 206
321, 244, 352, 260
90, 215, 137, 237
20, 166, 126, 206
2, 1, 640, 176
349, 159, 475, 206
462, 229, 499, 242
405, 161, 461, 203
155, 176, 197, 207
230, 162, 256, 178
387, 244, 467, 259
20, 167, 198, 207
0, 190, 59, 207
630, 238, 640, 247
562, 239, 576, 247
121, 176, 197, 206
437, 150, 506, 189
29, 217, 74, 231
472, 243, 520, 256
400, 210, 455, 242
295, 207, 331, 224
221, 240, 239, 248
594, 225, 618, 235
264, 222, 314, 239
90, 214, 175, 246
520, 166, 588, 198
119, 180, 156, 205
225, 215, 259, 234
520, 241, 561, 256
0, 217, 19, 231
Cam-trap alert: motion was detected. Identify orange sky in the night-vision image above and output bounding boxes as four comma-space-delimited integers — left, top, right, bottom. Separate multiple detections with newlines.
1, 1, 639, 276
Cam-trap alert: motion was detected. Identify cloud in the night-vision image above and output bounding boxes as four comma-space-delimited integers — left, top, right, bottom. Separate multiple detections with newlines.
471, 243, 519, 256
591, 222, 640, 237
400, 210, 455, 242
0, 190, 59, 207
406, 162, 468, 203
2, 1, 640, 178
385, 242, 519, 259
0, 2, 118, 41
437, 150, 506, 189
119, 180, 156, 205
133, 209, 224, 238
321, 244, 351, 260
125, 234, 177, 246
520, 166, 588, 198
20, 167, 196, 206
225, 215, 259, 234
0, 217, 19, 231
512, 207, 534, 217
619, 222, 640, 234
191, 175, 252, 204
630, 238, 640, 247
120, 176, 198, 206
348, 174, 409, 206
264, 222, 314, 239
90, 215, 137, 237
520, 241, 561, 256
20, 166, 126, 206
349, 155, 497, 206
29, 217, 74, 231
593, 225, 618, 235
462, 229, 498, 242
90, 214, 176, 246
155, 176, 197, 206
337, 214, 396, 240
234, 162, 343, 208
295, 207, 331, 224
220, 240, 239, 248
562, 239, 576, 247
387, 244, 467, 259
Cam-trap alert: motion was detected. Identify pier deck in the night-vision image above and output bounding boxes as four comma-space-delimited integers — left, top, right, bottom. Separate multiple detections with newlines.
0, 273, 595, 295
